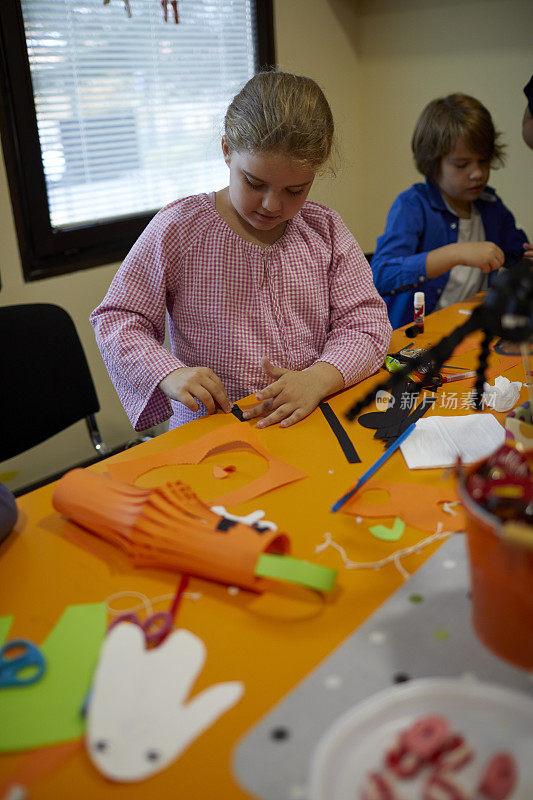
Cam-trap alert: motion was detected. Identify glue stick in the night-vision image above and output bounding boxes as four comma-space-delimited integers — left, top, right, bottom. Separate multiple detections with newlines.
414, 292, 425, 333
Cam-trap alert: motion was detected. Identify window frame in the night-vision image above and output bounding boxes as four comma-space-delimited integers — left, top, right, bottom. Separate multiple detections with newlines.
0, 0, 275, 282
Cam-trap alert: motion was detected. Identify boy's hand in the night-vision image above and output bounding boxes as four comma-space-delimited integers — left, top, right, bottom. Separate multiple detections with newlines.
159, 367, 232, 414
458, 241, 504, 273
242, 358, 344, 429
523, 242, 533, 261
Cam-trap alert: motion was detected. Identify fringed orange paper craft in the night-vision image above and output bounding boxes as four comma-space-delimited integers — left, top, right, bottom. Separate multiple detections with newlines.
52, 469, 290, 592
107, 422, 306, 507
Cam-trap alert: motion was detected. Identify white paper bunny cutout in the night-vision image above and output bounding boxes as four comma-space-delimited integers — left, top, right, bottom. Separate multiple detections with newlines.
86, 622, 244, 781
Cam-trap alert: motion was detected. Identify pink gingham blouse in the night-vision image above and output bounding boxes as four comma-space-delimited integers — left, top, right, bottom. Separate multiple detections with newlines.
90, 193, 392, 431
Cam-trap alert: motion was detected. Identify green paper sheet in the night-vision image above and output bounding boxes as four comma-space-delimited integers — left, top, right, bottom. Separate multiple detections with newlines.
0, 615, 13, 646
369, 517, 405, 542
0, 603, 107, 752
255, 554, 337, 592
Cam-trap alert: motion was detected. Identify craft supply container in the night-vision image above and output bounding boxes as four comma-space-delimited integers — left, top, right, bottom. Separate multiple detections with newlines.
458, 449, 533, 670
505, 400, 533, 450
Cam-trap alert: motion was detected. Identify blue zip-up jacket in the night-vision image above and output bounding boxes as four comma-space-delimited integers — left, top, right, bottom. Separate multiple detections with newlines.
371, 180, 528, 329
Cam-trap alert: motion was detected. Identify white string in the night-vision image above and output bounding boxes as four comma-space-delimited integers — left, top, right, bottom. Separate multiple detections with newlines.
105, 589, 202, 618
105, 590, 153, 617
150, 591, 203, 605
314, 523, 461, 580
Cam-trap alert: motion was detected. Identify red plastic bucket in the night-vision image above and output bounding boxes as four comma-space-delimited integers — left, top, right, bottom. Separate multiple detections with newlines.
458, 454, 533, 670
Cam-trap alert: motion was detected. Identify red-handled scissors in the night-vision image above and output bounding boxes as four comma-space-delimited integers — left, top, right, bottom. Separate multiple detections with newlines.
107, 574, 189, 647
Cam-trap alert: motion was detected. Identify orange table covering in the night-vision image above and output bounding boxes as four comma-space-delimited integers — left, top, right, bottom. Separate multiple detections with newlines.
0, 294, 527, 799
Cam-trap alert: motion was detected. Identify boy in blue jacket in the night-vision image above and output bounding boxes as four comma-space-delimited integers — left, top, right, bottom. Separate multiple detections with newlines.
371, 93, 531, 329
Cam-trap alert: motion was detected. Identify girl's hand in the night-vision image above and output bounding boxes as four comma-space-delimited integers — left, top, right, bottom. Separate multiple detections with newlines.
159, 367, 232, 414
243, 358, 343, 429
523, 242, 533, 261
457, 241, 504, 273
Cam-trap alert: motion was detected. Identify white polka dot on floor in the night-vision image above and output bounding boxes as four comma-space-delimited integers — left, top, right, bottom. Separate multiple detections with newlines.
289, 785, 306, 800
323, 674, 343, 689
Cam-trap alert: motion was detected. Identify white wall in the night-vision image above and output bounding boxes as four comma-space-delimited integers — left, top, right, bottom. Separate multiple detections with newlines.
1, 0, 532, 492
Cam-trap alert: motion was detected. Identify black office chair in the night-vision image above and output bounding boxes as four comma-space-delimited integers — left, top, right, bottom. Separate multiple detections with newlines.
0, 303, 150, 493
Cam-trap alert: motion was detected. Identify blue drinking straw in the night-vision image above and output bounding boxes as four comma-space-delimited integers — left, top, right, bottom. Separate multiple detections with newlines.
331, 422, 417, 512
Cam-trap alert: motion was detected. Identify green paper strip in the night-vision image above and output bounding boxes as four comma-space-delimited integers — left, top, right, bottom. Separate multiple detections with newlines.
255, 553, 337, 592
369, 517, 405, 542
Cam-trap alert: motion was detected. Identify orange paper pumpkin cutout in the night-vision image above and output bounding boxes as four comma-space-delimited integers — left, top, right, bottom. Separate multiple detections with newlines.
52, 469, 290, 592
343, 480, 464, 532
108, 423, 306, 508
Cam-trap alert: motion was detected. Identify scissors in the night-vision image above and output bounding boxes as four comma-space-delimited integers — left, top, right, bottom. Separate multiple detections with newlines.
0, 639, 46, 688
107, 574, 189, 647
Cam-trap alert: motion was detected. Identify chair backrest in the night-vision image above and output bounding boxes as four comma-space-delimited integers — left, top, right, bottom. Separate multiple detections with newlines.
0, 303, 100, 461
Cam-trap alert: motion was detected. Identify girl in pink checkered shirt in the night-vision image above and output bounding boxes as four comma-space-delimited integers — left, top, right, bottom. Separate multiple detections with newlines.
91, 71, 392, 432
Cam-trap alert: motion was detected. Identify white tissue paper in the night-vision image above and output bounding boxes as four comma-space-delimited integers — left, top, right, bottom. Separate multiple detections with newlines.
400, 414, 506, 469
482, 375, 522, 413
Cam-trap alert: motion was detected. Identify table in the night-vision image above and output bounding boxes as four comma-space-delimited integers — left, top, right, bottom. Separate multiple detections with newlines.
1, 294, 531, 799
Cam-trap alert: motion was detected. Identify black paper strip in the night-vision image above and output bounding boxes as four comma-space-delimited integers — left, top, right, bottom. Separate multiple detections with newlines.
319, 402, 361, 463
231, 404, 245, 422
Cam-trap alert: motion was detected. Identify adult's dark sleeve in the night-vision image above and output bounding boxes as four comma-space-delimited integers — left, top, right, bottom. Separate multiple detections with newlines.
524, 74, 533, 114
0, 483, 17, 544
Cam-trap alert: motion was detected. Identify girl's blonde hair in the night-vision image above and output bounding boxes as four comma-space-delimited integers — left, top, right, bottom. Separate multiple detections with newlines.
224, 70, 334, 171
412, 93, 505, 181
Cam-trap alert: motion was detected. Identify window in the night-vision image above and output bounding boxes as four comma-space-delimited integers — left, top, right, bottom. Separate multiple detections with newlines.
0, 0, 274, 280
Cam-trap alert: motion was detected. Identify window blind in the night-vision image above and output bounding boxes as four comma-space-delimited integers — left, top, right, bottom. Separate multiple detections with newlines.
20, 0, 257, 230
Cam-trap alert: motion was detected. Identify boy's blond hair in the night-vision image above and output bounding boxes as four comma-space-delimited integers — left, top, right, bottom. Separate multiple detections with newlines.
412, 93, 505, 181
224, 70, 334, 171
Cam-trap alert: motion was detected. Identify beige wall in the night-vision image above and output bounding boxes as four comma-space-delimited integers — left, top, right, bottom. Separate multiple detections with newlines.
353, 0, 533, 251
276, 0, 533, 252
273, 0, 366, 241
0, 150, 145, 492
1, 0, 532, 491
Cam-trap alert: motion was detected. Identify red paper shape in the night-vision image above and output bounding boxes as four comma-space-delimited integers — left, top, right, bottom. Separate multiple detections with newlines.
212, 465, 236, 479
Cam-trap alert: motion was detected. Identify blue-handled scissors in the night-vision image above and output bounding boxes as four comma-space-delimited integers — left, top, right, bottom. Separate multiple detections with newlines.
0, 639, 46, 688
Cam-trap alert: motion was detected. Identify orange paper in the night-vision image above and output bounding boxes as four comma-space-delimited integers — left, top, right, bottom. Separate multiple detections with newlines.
343, 480, 464, 532
446, 335, 519, 375
0, 739, 82, 798
213, 465, 235, 479
108, 423, 306, 507
52, 469, 290, 591
451, 336, 481, 358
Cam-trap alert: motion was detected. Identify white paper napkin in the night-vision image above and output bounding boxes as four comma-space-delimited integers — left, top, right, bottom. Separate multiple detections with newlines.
400, 414, 506, 469
482, 375, 522, 412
